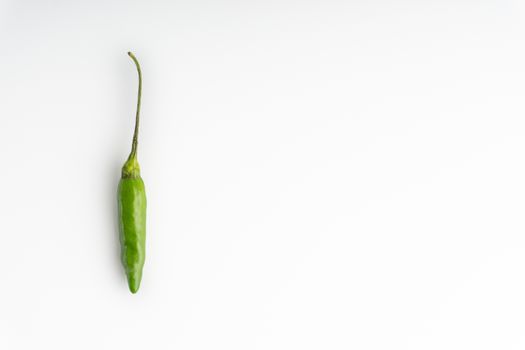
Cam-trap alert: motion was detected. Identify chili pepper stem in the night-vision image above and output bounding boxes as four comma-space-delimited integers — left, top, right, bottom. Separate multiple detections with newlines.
128, 51, 142, 159
121, 52, 143, 179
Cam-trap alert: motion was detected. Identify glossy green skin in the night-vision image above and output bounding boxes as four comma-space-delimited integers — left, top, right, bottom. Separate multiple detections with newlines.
118, 158, 146, 293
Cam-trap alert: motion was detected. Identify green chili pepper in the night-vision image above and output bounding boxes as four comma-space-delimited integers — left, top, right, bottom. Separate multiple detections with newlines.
118, 51, 147, 293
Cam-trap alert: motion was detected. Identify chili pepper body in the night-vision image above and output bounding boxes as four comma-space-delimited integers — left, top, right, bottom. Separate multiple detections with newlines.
118, 159, 146, 293
118, 52, 147, 293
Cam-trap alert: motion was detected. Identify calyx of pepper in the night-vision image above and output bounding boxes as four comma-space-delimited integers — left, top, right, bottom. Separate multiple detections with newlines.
122, 155, 141, 178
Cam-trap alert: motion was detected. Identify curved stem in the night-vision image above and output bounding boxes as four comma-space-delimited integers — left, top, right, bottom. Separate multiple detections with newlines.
128, 51, 142, 158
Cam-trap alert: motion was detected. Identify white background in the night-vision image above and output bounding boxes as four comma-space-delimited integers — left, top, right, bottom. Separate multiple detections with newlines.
1, 1, 525, 349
